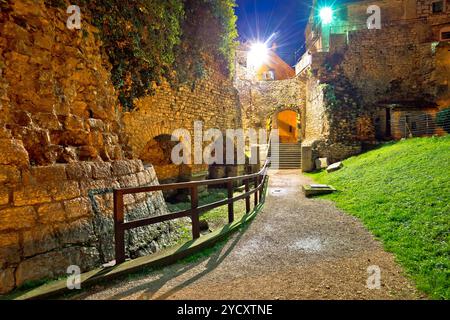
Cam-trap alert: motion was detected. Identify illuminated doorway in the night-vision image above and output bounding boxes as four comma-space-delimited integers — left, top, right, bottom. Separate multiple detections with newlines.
276, 110, 299, 143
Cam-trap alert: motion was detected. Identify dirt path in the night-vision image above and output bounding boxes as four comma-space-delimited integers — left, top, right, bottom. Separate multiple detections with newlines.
73, 170, 422, 300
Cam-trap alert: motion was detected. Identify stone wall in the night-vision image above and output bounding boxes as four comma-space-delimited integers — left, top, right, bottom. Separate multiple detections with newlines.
0, 1, 125, 166
301, 1, 450, 166
235, 61, 306, 134
0, 158, 179, 293
122, 59, 242, 183
0, 0, 239, 294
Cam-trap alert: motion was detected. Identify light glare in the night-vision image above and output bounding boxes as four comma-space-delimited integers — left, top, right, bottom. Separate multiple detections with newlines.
247, 42, 269, 69
320, 7, 333, 25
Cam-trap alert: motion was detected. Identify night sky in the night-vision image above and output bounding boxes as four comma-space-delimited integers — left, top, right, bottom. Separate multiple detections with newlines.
235, 0, 314, 66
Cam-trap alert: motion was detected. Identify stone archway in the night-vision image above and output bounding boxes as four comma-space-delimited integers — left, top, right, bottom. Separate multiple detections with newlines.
265, 105, 303, 143
277, 110, 300, 143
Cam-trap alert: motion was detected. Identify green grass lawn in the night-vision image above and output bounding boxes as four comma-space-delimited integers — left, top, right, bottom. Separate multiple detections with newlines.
306, 136, 450, 299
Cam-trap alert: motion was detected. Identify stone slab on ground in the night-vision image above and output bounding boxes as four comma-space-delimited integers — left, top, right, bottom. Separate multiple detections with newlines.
302, 184, 337, 197
326, 162, 343, 173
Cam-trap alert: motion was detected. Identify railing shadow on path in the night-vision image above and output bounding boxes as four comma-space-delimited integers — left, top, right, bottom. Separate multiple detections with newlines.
109, 222, 250, 300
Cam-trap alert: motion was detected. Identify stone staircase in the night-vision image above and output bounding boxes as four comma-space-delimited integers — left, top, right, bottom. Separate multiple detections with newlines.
269, 143, 302, 169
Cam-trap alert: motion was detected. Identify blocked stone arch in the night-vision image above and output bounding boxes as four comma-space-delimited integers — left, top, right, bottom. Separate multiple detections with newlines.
138, 129, 195, 186
140, 134, 179, 166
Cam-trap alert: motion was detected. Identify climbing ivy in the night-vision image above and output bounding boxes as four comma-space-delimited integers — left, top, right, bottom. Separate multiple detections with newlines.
174, 0, 238, 85
75, 0, 184, 110
45, 0, 238, 110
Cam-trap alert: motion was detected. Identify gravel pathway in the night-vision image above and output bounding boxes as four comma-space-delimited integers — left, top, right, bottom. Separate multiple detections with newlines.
73, 170, 422, 300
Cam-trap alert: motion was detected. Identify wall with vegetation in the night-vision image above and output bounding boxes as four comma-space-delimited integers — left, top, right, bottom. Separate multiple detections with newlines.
0, 0, 239, 294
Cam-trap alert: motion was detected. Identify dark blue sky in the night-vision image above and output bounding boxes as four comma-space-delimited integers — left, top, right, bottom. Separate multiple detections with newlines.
235, 0, 314, 66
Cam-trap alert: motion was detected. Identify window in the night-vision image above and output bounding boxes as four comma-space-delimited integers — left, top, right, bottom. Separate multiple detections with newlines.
442, 32, 450, 41
432, 1, 444, 13
441, 27, 450, 41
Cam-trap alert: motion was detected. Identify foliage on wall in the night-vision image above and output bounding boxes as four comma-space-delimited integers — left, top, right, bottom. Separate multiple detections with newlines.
175, 0, 238, 85
45, 0, 238, 110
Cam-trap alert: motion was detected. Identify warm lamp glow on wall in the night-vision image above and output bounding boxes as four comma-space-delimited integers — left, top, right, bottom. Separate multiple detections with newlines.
247, 42, 269, 70
319, 7, 333, 25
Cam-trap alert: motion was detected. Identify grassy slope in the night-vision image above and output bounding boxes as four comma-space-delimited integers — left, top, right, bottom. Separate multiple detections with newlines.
306, 136, 450, 299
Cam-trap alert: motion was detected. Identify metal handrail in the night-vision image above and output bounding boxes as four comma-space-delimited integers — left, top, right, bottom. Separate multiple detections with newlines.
113, 159, 271, 264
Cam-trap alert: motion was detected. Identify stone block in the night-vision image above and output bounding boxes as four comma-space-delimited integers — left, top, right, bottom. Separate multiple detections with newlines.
118, 174, 139, 188
78, 145, 99, 161
47, 181, 80, 201
0, 139, 29, 168
301, 146, 314, 172
0, 187, 10, 206
33, 112, 61, 130
66, 162, 92, 180
91, 162, 112, 180
64, 115, 85, 131
302, 184, 337, 197
37, 203, 66, 223
15, 247, 100, 287
56, 219, 96, 246
0, 233, 20, 267
136, 171, 148, 185
0, 268, 15, 294
111, 160, 133, 176
209, 166, 226, 179
72, 101, 88, 117
13, 185, 51, 206
79, 179, 118, 194
130, 160, 145, 173
0, 206, 36, 231
60, 129, 92, 146
30, 165, 67, 183
64, 197, 91, 220
0, 166, 21, 185
22, 226, 59, 257
315, 158, 328, 170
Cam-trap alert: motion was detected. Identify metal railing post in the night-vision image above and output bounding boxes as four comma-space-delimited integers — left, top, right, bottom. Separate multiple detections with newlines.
113, 190, 126, 264
245, 178, 250, 214
191, 186, 200, 239
254, 176, 259, 207
227, 181, 234, 223
258, 174, 263, 202
110, 159, 270, 260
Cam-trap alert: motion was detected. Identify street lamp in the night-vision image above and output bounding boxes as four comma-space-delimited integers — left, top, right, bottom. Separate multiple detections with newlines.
247, 42, 269, 70
319, 7, 333, 25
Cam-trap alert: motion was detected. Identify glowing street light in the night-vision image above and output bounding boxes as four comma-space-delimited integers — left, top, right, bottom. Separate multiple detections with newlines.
247, 42, 269, 70
319, 7, 333, 25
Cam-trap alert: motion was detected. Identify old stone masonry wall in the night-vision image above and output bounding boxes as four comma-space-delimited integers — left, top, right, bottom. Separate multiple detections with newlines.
122, 57, 242, 183
0, 159, 179, 293
0, 1, 240, 294
235, 61, 306, 133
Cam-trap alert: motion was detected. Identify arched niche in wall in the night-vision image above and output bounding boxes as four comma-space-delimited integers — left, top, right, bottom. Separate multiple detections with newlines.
140, 134, 179, 166
440, 26, 450, 41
